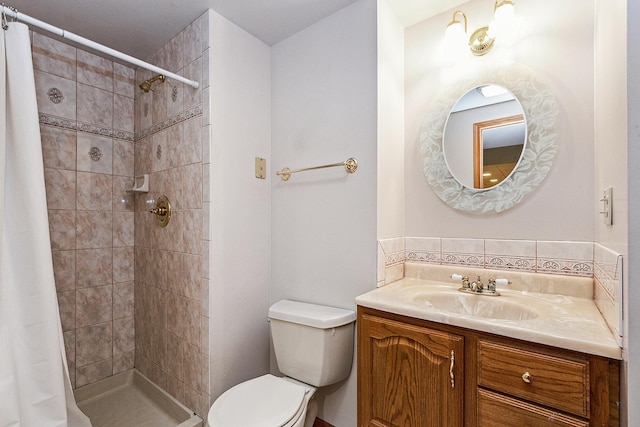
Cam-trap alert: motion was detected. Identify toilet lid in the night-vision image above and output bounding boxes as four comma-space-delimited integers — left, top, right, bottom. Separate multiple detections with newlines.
208, 374, 307, 427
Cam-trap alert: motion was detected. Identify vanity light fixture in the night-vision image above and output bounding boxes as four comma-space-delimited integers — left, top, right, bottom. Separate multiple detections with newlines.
445, 0, 516, 56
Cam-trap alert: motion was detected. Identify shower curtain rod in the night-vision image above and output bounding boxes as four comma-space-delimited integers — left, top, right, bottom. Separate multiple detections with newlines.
0, 5, 200, 89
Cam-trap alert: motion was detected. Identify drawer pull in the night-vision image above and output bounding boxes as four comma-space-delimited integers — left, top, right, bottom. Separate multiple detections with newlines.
522, 372, 532, 384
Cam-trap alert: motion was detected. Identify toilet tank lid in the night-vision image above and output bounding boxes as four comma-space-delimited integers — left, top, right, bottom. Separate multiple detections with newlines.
268, 300, 356, 329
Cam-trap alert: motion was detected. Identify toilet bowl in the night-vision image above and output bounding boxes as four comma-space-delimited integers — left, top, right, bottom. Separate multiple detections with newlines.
207, 375, 317, 427
207, 300, 355, 427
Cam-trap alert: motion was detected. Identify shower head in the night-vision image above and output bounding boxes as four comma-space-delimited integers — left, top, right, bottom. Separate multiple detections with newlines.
139, 74, 166, 92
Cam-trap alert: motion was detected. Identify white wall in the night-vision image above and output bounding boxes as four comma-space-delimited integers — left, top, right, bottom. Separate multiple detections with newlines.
270, 0, 378, 425
377, 0, 405, 239
404, 0, 595, 241
593, 0, 630, 423
208, 10, 272, 400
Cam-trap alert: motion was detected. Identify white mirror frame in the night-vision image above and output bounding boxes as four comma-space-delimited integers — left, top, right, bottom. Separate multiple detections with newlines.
419, 66, 559, 214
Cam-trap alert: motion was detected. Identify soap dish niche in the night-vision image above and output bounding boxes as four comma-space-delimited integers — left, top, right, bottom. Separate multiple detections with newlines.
127, 174, 149, 193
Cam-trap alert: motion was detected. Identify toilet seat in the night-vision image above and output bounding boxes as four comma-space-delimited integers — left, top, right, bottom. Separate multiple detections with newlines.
208, 374, 309, 427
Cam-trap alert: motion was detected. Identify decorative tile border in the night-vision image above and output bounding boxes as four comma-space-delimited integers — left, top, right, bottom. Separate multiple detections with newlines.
39, 113, 135, 142
135, 104, 203, 140
378, 237, 602, 283
39, 104, 202, 143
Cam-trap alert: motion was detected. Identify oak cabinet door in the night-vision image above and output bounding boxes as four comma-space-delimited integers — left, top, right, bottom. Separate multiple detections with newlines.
358, 313, 464, 427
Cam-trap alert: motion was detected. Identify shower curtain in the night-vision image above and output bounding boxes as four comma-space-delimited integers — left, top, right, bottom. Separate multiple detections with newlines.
0, 23, 91, 427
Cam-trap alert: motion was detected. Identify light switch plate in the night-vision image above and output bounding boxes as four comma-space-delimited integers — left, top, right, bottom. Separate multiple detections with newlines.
255, 157, 266, 179
600, 186, 613, 225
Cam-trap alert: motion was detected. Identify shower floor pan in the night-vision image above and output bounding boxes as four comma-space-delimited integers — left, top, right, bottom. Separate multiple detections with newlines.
74, 369, 203, 427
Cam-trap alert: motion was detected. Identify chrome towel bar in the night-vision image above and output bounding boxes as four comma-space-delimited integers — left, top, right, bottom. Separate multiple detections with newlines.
276, 157, 358, 181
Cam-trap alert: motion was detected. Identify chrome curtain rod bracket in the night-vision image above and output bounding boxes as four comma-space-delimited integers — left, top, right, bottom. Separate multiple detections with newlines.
276, 157, 358, 181
1, 3, 16, 30
0, 4, 199, 89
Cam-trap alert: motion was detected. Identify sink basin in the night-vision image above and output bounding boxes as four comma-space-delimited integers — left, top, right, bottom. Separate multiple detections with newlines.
413, 291, 538, 321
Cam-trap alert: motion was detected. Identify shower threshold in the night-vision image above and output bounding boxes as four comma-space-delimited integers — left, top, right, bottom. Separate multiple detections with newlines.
74, 369, 203, 427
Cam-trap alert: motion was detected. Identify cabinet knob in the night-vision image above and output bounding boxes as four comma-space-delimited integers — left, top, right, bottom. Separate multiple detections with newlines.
522, 372, 532, 384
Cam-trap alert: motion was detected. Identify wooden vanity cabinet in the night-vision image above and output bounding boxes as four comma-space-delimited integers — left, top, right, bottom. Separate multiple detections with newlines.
357, 308, 464, 427
357, 307, 620, 427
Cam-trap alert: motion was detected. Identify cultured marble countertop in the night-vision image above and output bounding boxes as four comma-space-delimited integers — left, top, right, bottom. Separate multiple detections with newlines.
356, 273, 622, 360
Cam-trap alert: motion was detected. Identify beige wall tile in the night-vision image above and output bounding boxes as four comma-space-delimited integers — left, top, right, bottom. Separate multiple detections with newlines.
34, 70, 77, 119
76, 322, 112, 367
76, 172, 113, 211
113, 281, 134, 319
48, 210, 76, 250
45, 169, 76, 210
76, 248, 113, 288
77, 50, 113, 92
77, 83, 113, 128
76, 286, 113, 328
32, 32, 76, 80
76, 210, 113, 249
76, 358, 113, 387
52, 250, 76, 291
40, 126, 76, 170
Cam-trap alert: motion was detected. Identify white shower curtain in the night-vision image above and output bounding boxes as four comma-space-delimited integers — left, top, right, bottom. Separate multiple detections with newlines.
0, 23, 91, 427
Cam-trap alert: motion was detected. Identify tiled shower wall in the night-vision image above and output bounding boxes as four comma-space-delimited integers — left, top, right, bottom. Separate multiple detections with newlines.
133, 11, 210, 417
32, 32, 136, 387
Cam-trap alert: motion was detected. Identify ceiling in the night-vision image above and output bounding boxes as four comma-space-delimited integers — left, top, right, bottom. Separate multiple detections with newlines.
13, 0, 468, 60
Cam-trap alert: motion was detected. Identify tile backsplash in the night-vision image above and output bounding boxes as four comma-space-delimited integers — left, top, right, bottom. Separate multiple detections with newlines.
378, 236, 624, 345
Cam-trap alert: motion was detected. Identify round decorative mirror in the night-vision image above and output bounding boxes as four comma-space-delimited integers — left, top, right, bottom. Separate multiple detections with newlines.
419, 65, 559, 214
443, 85, 526, 190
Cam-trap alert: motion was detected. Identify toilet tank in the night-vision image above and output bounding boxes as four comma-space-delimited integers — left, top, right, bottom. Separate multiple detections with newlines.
268, 300, 356, 387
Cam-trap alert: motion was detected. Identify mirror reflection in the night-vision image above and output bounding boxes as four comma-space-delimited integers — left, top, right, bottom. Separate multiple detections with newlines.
443, 85, 526, 190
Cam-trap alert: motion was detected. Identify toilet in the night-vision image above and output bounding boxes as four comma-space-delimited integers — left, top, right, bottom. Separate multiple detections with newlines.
207, 300, 356, 427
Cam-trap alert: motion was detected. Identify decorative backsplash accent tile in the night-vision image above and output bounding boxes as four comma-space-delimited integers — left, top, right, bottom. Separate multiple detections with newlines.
88, 146, 103, 161
485, 239, 536, 272
35, 71, 77, 119
47, 87, 64, 104
406, 237, 440, 264
77, 135, 113, 175
441, 238, 484, 268
378, 237, 601, 283
536, 240, 593, 276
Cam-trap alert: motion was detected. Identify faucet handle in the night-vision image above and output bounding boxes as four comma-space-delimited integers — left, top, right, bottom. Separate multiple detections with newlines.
495, 278, 512, 287
451, 274, 470, 289
487, 278, 511, 293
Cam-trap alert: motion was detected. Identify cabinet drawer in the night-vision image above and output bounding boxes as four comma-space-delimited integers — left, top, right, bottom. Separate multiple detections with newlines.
478, 388, 588, 427
478, 340, 589, 417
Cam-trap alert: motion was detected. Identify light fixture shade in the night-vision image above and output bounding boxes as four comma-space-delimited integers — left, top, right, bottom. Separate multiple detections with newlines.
445, 11, 468, 54
488, 1, 515, 38
445, 20, 466, 43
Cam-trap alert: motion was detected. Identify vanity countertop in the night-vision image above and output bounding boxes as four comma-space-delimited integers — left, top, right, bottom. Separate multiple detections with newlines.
356, 267, 622, 360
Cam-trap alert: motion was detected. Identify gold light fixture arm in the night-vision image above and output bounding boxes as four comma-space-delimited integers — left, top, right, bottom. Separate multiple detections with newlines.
448, 10, 467, 33
276, 157, 358, 181
444, 0, 515, 56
